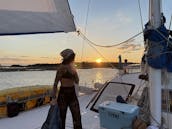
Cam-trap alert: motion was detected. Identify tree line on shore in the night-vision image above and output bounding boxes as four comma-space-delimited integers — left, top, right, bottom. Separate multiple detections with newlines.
0, 62, 135, 72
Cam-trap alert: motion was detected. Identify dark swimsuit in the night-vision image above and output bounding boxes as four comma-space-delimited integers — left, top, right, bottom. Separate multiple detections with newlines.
61, 70, 74, 79
58, 70, 82, 129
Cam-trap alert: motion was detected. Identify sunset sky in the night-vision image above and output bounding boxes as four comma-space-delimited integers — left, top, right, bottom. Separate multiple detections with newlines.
0, 0, 172, 65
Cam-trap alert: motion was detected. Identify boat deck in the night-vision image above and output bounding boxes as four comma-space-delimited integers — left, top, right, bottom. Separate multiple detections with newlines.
0, 73, 142, 129
0, 93, 100, 129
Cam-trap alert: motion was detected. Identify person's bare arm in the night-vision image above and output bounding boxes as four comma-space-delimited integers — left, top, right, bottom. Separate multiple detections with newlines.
52, 66, 64, 98
74, 71, 79, 84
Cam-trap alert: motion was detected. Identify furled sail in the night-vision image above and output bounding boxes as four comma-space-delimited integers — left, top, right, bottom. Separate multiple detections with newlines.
0, 0, 76, 35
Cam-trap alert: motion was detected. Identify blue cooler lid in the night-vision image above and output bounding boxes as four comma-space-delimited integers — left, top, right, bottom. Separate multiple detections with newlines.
99, 101, 139, 114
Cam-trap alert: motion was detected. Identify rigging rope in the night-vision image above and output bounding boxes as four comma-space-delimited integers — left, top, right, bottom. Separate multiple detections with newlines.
169, 15, 172, 30
144, 26, 172, 128
77, 29, 144, 69
164, 80, 170, 128
76, 0, 146, 66
85, 40, 116, 68
77, 30, 143, 48
154, 28, 172, 45
162, 14, 172, 127
135, 1, 172, 127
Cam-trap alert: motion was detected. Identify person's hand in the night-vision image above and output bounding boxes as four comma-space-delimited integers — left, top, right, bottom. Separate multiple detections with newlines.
50, 98, 57, 105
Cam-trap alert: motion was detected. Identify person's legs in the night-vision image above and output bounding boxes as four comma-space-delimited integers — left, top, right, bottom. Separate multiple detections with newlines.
69, 95, 82, 129
58, 92, 68, 129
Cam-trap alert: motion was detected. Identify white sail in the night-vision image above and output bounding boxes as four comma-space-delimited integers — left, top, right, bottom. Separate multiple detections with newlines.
0, 0, 75, 35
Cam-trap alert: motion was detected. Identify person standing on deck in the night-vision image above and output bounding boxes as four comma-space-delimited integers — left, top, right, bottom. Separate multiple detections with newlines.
51, 49, 82, 129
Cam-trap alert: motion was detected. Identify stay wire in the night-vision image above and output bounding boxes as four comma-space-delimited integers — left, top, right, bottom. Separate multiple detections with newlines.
137, 0, 144, 33
81, 0, 92, 62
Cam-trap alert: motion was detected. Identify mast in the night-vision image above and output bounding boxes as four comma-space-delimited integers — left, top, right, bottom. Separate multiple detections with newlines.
149, 0, 161, 28
149, 0, 162, 127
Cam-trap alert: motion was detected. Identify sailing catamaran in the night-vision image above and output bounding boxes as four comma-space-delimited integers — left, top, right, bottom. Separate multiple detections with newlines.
0, 0, 172, 129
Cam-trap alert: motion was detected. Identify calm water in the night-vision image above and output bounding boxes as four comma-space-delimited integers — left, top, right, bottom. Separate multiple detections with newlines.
0, 68, 118, 90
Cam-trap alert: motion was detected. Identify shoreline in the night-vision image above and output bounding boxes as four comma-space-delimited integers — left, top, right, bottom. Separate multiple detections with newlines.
0, 62, 136, 72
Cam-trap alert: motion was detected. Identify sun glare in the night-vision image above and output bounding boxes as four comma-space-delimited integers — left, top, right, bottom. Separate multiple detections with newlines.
96, 58, 102, 63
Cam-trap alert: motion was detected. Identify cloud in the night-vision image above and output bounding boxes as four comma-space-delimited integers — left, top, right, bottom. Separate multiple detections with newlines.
87, 10, 133, 32
118, 43, 141, 50
115, 11, 132, 23
0, 55, 58, 65
118, 43, 144, 53
40, 56, 49, 59
0, 56, 38, 65
0, 57, 30, 62
20, 56, 30, 58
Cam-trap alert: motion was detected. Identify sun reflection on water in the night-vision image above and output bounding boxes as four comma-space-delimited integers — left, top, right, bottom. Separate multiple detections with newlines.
95, 71, 103, 83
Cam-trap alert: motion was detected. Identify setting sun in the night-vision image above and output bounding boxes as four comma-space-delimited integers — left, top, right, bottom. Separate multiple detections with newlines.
96, 58, 102, 63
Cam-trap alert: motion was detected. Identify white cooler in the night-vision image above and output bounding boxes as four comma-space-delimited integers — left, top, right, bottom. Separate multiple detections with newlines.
98, 101, 139, 129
